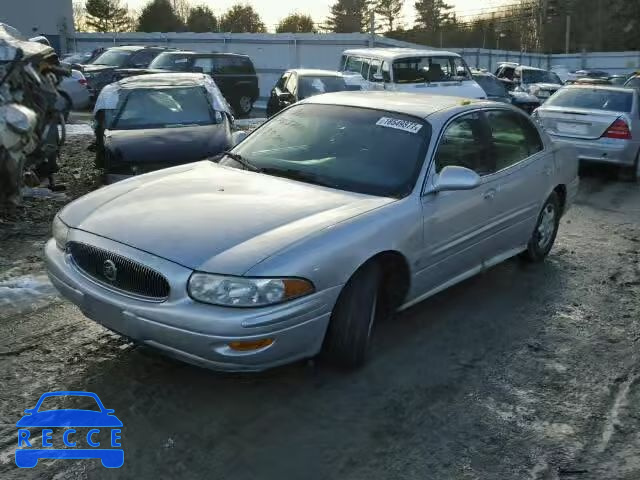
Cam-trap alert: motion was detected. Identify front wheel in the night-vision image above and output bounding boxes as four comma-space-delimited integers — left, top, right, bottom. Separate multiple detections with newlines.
323, 262, 381, 368
521, 192, 561, 262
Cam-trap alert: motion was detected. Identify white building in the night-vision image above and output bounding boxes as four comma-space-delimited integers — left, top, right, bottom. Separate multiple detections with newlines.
0, 0, 74, 52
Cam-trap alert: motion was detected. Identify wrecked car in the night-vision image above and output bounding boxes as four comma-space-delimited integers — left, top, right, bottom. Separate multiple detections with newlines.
93, 73, 233, 183
0, 23, 67, 210
46, 92, 578, 372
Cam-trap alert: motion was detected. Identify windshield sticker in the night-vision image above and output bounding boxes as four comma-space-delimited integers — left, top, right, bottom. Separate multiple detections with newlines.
376, 117, 423, 133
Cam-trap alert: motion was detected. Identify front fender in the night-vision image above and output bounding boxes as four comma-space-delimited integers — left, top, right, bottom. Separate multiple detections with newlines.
245, 197, 422, 292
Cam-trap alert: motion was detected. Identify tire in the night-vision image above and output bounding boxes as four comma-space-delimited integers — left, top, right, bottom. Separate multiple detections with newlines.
521, 192, 561, 262
60, 92, 72, 122
323, 261, 382, 368
234, 95, 253, 117
618, 153, 640, 182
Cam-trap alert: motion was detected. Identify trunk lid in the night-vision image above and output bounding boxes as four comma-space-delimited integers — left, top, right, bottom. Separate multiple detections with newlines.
537, 106, 625, 140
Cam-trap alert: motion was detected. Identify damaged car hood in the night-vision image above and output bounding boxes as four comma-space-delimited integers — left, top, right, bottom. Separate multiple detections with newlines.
105, 125, 232, 166
60, 162, 394, 274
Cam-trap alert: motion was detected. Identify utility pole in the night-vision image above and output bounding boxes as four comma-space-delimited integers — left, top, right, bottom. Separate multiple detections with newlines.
565, 14, 571, 54
369, 11, 375, 47
440, 29, 443, 48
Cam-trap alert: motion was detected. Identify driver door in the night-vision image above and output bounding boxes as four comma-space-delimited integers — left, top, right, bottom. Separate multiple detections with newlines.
412, 111, 501, 299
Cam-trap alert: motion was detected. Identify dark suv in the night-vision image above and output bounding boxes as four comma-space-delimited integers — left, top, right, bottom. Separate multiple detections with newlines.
81, 46, 171, 100
145, 51, 259, 116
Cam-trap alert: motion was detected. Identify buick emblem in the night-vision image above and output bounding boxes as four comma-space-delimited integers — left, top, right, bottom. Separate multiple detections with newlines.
103, 259, 117, 282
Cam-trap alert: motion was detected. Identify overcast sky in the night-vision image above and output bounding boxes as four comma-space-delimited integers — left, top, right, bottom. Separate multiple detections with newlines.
124, 0, 510, 31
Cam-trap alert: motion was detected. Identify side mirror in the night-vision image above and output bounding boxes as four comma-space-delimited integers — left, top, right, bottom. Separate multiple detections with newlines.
231, 131, 247, 146
429, 166, 480, 193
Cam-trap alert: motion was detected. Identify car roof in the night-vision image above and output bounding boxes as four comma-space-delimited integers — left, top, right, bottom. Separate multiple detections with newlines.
159, 50, 250, 58
561, 84, 636, 93
301, 91, 496, 119
518, 65, 546, 71
342, 48, 461, 61
117, 72, 209, 88
287, 69, 344, 77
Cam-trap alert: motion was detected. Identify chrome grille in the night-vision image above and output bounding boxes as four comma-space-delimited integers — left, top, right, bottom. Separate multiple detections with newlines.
68, 242, 170, 300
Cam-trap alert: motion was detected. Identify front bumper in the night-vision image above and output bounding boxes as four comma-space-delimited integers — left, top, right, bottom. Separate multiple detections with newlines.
550, 135, 639, 167
45, 234, 340, 372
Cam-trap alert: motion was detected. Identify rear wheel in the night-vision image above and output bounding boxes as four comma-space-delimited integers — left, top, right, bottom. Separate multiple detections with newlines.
323, 262, 382, 368
618, 152, 640, 182
521, 192, 561, 262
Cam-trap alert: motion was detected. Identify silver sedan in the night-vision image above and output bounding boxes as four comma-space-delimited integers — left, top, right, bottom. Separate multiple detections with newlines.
533, 85, 640, 181
45, 92, 579, 371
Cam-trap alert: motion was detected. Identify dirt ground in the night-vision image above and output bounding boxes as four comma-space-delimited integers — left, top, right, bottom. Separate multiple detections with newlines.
0, 138, 638, 479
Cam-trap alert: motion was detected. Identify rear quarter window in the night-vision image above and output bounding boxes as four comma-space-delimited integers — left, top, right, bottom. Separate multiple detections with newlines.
212, 57, 255, 75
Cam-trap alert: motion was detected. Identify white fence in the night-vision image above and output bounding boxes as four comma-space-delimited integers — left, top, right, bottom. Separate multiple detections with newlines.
68, 32, 640, 100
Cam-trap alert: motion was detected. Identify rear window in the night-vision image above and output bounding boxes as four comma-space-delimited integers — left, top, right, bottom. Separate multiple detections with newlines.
473, 75, 507, 96
212, 57, 255, 75
545, 88, 633, 112
149, 53, 192, 71
298, 76, 347, 99
393, 56, 470, 84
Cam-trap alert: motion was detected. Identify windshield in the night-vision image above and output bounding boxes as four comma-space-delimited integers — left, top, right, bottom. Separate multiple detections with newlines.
393, 56, 471, 84
224, 104, 430, 197
624, 76, 640, 88
149, 53, 192, 71
545, 88, 633, 112
113, 86, 214, 129
473, 75, 507, 97
298, 76, 347, 99
92, 50, 131, 67
521, 69, 562, 85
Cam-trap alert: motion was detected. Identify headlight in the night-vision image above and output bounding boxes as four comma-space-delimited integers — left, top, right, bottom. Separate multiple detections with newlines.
188, 273, 314, 307
52, 215, 69, 250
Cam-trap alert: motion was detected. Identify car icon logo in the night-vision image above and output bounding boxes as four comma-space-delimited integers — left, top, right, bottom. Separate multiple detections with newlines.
103, 259, 117, 282
16, 391, 124, 468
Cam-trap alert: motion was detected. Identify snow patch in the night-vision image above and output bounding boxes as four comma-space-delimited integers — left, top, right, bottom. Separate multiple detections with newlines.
0, 274, 58, 319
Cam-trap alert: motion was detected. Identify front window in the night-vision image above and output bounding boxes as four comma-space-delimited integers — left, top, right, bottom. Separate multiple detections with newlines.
92, 50, 132, 67
545, 88, 633, 113
112, 86, 216, 130
298, 76, 347, 99
225, 104, 431, 197
149, 53, 192, 71
521, 70, 562, 85
392, 56, 471, 84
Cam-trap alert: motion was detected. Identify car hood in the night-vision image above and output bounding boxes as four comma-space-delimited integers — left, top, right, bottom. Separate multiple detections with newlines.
60, 162, 395, 274
105, 124, 231, 166
16, 410, 123, 427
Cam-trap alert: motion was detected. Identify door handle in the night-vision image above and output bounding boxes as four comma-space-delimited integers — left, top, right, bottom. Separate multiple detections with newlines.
483, 188, 497, 200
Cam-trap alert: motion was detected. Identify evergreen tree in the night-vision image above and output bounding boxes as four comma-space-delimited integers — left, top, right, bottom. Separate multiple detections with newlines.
327, 0, 371, 33
186, 5, 218, 32
137, 0, 185, 32
220, 4, 266, 33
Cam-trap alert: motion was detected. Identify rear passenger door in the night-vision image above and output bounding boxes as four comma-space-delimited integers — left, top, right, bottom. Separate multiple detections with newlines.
482, 109, 552, 258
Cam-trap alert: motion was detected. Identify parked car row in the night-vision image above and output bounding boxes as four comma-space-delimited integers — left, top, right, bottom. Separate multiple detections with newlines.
69, 45, 260, 117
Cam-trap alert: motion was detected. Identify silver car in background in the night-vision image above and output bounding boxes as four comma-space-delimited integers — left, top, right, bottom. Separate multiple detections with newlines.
45, 92, 579, 372
533, 85, 640, 180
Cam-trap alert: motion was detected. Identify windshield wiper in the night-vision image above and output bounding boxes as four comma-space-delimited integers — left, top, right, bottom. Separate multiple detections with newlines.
261, 167, 338, 189
217, 151, 262, 172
